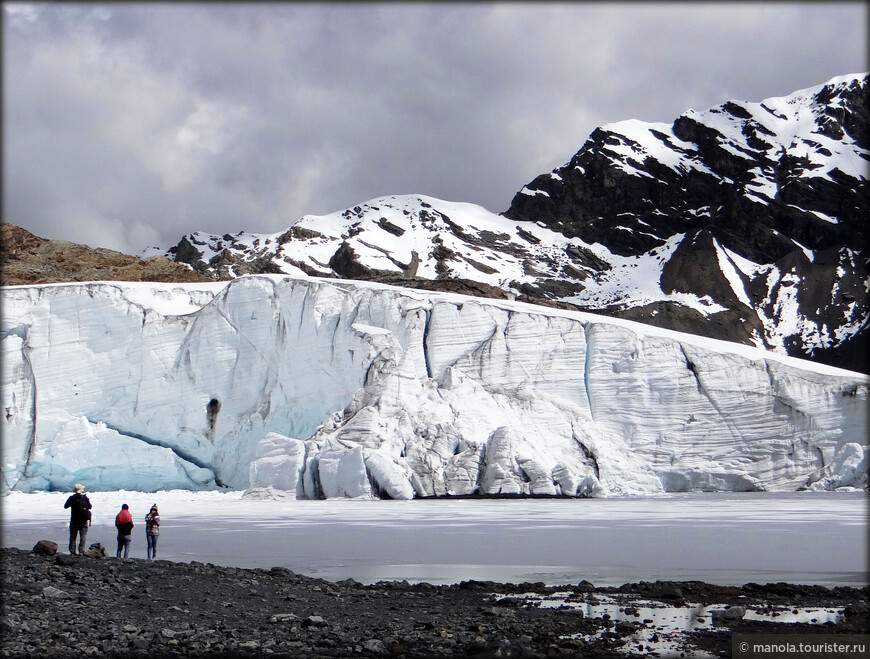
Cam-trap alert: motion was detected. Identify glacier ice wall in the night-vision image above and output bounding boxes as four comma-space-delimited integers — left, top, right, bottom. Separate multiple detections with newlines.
2, 276, 867, 496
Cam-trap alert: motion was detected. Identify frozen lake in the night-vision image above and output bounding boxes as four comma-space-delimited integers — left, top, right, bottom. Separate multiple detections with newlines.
2, 490, 866, 587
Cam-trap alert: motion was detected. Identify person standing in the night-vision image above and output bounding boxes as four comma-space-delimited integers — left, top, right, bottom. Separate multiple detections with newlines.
63, 483, 92, 555
114, 504, 134, 558
144, 504, 160, 560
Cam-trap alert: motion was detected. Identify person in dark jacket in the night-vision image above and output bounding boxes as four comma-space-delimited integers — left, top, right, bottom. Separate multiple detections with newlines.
63, 483, 92, 555
114, 504, 134, 558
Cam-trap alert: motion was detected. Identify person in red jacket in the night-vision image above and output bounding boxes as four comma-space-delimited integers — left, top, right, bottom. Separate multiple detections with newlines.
114, 504, 134, 559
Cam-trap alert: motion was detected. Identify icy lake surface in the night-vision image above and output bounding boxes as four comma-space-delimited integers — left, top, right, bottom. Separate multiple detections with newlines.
2, 491, 866, 587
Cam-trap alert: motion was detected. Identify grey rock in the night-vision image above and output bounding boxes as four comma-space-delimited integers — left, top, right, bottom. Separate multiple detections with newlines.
269, 613, 299, 624
711, 606, 745, 625
363, 639, 386, 653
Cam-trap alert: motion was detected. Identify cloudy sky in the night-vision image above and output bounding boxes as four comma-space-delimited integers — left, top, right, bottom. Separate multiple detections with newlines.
3, 2, 866, 255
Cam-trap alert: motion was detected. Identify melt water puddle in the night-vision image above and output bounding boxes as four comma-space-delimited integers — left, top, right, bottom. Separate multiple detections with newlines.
493, 592, 844, 657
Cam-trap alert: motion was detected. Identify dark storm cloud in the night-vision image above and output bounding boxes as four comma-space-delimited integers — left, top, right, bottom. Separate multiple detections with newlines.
2, 2, 865, 254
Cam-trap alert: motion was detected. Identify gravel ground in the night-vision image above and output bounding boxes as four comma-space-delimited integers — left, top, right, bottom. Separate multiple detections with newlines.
2, 545, 867, 658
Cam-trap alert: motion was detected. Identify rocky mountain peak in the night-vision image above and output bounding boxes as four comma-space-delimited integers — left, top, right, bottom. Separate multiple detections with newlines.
504, 73, 867, 260
500, 73, 868, 371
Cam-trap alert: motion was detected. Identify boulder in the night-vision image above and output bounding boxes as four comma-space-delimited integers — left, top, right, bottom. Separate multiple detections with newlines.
711, 606, 746, 626
32, 540, 58, 556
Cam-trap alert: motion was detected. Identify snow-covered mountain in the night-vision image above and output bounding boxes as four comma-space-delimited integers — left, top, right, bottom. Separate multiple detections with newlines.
505, 73, 869, 372
163, 73, 869, 373
3, 276, 866, 496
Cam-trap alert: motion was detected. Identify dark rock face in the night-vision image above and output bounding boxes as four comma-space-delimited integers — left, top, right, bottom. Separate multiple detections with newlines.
504, 74, 869, 372
506, 79, 868, 260
328, 241, 376, 280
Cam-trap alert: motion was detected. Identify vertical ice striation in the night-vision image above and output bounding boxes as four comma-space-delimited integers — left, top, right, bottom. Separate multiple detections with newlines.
2, 275, 867, 496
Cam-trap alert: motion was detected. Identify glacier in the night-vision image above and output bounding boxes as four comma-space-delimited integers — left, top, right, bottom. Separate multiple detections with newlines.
2, 275, 867, 497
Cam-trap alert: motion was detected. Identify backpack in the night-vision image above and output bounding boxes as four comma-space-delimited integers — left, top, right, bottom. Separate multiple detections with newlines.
77, 495, 92, 522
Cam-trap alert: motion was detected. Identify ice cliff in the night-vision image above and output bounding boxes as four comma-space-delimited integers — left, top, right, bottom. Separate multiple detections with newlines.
2, 275, 867, 497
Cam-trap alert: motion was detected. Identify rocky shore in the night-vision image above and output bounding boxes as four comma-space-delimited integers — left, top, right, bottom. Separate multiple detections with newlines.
1, 545, 867, 658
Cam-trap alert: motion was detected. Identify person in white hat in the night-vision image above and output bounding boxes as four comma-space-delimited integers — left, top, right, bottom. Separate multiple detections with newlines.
63, 483, 92, 555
